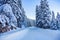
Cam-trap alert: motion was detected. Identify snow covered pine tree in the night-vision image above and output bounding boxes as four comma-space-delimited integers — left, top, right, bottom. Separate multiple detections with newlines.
0, 0, 18, 32
7, 0, 25, 28
56, 12, 60, 30
36, 0, 51, 29
50, 11, 57, 30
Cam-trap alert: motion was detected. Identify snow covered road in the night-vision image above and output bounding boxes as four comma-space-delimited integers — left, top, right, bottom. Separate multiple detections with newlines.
0, 29, 28, 40
0, 27, 60, 40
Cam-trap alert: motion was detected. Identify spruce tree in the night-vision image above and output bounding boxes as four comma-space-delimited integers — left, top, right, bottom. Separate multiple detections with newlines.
36, 5, 39, 27
56, 12, 60, 30
51, 11, 57, 30
7, 0, 25, 28
36, 0, 51, 28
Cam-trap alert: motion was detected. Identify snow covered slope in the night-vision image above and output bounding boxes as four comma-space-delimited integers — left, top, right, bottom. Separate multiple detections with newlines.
0, 27, 60, 40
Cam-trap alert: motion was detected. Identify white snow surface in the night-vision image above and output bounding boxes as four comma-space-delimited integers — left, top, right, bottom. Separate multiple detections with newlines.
0, 27, 60, 40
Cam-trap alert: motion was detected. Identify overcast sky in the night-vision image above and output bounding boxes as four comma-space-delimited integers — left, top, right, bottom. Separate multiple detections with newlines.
22, 0, 60, 20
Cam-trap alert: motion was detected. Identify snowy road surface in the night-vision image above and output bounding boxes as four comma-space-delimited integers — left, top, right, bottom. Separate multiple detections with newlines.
0, 27, 60, 40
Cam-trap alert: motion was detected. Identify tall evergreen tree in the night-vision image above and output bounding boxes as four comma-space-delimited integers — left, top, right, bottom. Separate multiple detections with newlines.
36, 5, 39, 27
7, 0, 25, 28
56, 12, 60, 30
51, 11, 57, 30
36, 0, 51, 28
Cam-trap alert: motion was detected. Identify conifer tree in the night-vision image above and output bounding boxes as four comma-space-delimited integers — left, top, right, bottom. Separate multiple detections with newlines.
36, 0, 51, 28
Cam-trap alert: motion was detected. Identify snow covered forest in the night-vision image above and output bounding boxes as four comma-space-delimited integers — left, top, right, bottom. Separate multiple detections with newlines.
0, 0, 36, 33
36, 0, 60, 30
0, 0, 60, 40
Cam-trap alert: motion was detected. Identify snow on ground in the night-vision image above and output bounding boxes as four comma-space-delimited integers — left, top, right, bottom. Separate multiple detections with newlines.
0, 28, 28, 40
0, 27, 60, 40
0, 27, 21, 36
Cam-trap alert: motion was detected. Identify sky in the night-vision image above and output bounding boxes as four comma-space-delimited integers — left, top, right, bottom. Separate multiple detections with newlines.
22, 0, 60, 20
